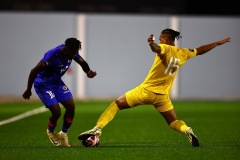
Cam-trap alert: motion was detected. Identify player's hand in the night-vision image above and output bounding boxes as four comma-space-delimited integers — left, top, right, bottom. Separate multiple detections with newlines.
217, 37, 231, 45
87, 70, 97, 78
147, 34, 155, 45
22, 89, 32, 100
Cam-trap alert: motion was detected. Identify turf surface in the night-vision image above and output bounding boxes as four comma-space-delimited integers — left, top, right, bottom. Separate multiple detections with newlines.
0, 100, 239, 160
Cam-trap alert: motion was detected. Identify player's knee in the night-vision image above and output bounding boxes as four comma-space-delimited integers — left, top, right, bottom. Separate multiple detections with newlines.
52, 112, 61, 120
115, 99, 130, 110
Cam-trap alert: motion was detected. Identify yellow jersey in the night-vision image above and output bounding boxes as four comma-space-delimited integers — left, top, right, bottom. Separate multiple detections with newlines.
141, 44, 197, 94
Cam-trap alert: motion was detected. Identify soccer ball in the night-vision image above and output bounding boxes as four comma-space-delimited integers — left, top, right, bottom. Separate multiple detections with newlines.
82, 135, 100, 147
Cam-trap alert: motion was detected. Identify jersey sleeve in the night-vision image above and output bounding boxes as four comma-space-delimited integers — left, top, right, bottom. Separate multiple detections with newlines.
40, 44, 63, 66
184, 48, 197, 59
75, 52, 80, 59
40, 50, 56, 66
177, 48, 197, 63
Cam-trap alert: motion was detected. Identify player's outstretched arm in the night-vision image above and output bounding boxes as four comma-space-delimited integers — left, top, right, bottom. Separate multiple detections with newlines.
196, 37, 231, 56
22, 62, 46, 100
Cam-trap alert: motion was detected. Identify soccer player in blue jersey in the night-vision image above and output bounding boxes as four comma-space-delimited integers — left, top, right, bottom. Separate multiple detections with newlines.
78, 29, 231, 147
22, 38, 96, 147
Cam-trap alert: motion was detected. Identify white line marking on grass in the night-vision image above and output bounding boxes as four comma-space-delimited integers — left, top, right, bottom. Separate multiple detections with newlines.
0, 106, 47, 126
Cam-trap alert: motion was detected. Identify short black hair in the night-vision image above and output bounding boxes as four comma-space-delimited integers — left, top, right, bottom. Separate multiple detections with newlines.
161, 28, 182, 40
64, 38, 81, 50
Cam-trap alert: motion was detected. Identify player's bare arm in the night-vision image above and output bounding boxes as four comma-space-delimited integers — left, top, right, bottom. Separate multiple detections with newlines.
196, 37, 231, 56
75, 56, 97, 78
22, 62, 46, 100
147, 34, 161, 54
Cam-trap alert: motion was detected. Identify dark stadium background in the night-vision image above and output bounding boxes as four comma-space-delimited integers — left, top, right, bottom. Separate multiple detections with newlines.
0, 0, 238, 16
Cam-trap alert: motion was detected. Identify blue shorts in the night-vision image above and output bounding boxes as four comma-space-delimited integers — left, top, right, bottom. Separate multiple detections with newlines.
34, 80, 73, 108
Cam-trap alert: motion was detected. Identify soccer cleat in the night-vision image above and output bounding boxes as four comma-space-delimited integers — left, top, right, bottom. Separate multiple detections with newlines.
186, 127, 200, 147
78, 127, 102, 140
46, 129, 61, 147
58, 131, 70, 147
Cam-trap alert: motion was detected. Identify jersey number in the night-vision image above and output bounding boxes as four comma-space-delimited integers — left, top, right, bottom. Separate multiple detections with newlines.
46, 91, 55, 99
164, 57, 180, 76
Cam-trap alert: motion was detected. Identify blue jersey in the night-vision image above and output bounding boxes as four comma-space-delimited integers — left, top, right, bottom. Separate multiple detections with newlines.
35, 44, 80, 85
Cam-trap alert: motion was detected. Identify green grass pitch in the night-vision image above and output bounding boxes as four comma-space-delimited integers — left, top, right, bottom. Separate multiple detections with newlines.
0, 100, 239, 160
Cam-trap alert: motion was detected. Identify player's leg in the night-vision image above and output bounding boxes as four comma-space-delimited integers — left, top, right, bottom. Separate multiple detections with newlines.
56, 83, 74, 147
94, 85, 155, 130
160, 109, 187, 133
48, 104, 61, 132
57, 98, 75, 147
60, 98, 75, 134
78, 86, 146, 140
161, 109, 199, 147
78, 94, 128, 140
96, 94, 131, 128
154, 94, 188, 132
78, 85, 154, 141
154, 94, 199, 147
34, 84, 61, 146
47, 104, 62, 146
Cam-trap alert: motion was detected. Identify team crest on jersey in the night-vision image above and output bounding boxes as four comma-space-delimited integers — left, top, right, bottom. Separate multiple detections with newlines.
63, 86, 68, 90
188, 49, 194, 52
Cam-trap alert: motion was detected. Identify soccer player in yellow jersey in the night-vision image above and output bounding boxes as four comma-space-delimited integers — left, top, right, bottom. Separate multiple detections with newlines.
78, 28, 231, 147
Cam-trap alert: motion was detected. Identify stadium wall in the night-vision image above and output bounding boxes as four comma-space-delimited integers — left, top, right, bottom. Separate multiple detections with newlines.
0, 12, 239, 100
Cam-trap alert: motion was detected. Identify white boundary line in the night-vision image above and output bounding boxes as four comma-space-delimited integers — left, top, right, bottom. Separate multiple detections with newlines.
0, 106, 47, 126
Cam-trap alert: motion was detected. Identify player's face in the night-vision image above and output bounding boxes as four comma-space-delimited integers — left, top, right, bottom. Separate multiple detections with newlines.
160, 34, 166, 44
64, 47, 78, 59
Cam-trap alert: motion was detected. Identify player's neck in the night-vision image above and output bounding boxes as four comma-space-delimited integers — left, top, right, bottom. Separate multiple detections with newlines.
60, 47, 66, 57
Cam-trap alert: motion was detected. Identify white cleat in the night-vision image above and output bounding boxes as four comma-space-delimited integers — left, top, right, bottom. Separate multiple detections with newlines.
186, 127, 200, 147
46, 129, 61, 147
78, 127, 102, 140
58, 131, 70, 147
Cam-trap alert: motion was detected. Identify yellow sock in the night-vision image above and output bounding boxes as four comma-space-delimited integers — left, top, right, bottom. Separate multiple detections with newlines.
95, 101, 119, 129
170, 120, 188, 134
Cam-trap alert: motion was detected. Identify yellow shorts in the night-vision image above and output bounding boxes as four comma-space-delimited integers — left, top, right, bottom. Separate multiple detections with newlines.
125, 85, 173, 112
